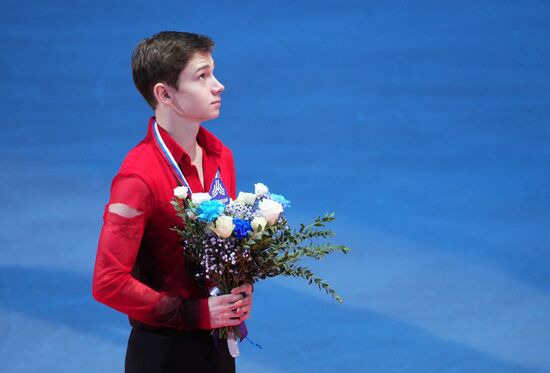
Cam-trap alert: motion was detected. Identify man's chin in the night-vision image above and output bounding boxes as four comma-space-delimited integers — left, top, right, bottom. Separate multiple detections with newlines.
200, 112, 221, 123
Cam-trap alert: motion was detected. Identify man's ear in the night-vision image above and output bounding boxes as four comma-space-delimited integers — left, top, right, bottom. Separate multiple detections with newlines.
153, 83, 172, 105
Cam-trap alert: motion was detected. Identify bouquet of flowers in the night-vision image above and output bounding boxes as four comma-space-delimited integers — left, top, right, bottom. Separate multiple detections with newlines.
171, 182, 351, 354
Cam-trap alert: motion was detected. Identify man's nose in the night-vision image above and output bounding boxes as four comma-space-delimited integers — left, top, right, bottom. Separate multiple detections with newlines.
213, 77, 225, 94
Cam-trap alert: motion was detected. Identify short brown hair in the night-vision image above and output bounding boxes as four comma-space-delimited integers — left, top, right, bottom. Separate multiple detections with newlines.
131, 31, 214, 109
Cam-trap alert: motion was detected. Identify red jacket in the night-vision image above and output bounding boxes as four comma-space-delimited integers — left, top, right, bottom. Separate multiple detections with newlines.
92, 117, 237, 331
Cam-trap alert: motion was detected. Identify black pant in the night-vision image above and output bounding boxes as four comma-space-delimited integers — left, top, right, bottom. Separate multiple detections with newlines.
125, 327, 235, 373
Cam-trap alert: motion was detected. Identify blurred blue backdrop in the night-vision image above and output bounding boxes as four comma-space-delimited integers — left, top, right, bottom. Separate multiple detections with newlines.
1, 0, 549, 372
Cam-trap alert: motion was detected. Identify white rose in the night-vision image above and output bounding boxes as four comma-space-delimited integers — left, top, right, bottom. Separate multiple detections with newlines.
210, 215, 235, 238
251, 216, 267, 232
254, 182, 269, 197
173, 186, 189, 199
258, 199, 283, 225
235, 192, 256, 205
191, 192, 211, 205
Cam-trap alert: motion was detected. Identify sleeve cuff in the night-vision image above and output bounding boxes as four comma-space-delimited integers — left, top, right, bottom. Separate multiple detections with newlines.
180, 296, 211, 330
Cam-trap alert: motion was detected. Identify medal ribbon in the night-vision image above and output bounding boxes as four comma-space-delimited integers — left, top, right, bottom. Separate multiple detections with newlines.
153, 120, 192, 192
153, 120, 226, 201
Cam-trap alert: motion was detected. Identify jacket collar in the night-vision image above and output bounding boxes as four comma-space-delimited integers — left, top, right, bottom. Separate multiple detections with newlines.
146, 116, 223, 166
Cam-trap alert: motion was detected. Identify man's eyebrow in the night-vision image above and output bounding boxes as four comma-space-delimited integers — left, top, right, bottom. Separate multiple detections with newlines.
194, 62, 215, 73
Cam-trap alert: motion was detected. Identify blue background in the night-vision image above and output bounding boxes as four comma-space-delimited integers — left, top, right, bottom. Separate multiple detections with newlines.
1, 0, 549, 372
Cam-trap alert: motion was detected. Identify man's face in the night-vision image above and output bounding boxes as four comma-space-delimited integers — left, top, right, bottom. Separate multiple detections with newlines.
167, 51, 224, 122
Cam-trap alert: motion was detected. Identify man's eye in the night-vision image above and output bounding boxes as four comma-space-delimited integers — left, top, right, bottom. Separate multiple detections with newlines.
199, 73, 208, 79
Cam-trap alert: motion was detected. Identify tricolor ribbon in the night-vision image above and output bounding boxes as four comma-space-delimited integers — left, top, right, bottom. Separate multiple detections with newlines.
153, 119, 229, 204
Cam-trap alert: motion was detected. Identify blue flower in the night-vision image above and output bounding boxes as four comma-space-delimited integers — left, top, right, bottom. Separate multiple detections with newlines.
269, 193, 291, 208
196, 200, 225, 223
233, 218, 253, 239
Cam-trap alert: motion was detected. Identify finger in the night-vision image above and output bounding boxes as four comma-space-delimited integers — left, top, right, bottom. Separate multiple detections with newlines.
222, 308, 245, 319
233, 304, 251, 317
233, 297, 252, 308
226, 318, 243, 327
232, 308, 246, 318
221, 302, 239, 313
239, 312, 250, 322
224, 298, 250, 312
231, 283, 253, 295
222, 309, 245, 320
215, 293, 243, 304
239, 304, 251, 313
233, 303, 252, 317
211, 317, 242, 329
232, 308, 245, 317
231, 295, 252, 309
221, 311, 236, 320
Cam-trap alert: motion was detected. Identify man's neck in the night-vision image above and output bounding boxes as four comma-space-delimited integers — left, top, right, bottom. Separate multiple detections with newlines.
155, 110, 201, 161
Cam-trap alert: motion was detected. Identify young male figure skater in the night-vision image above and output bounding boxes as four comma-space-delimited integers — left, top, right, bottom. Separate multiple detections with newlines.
92, 31, 252, 373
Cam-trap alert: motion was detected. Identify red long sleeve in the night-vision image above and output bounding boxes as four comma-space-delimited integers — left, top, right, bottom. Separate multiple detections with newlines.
93, 175, 211, 330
